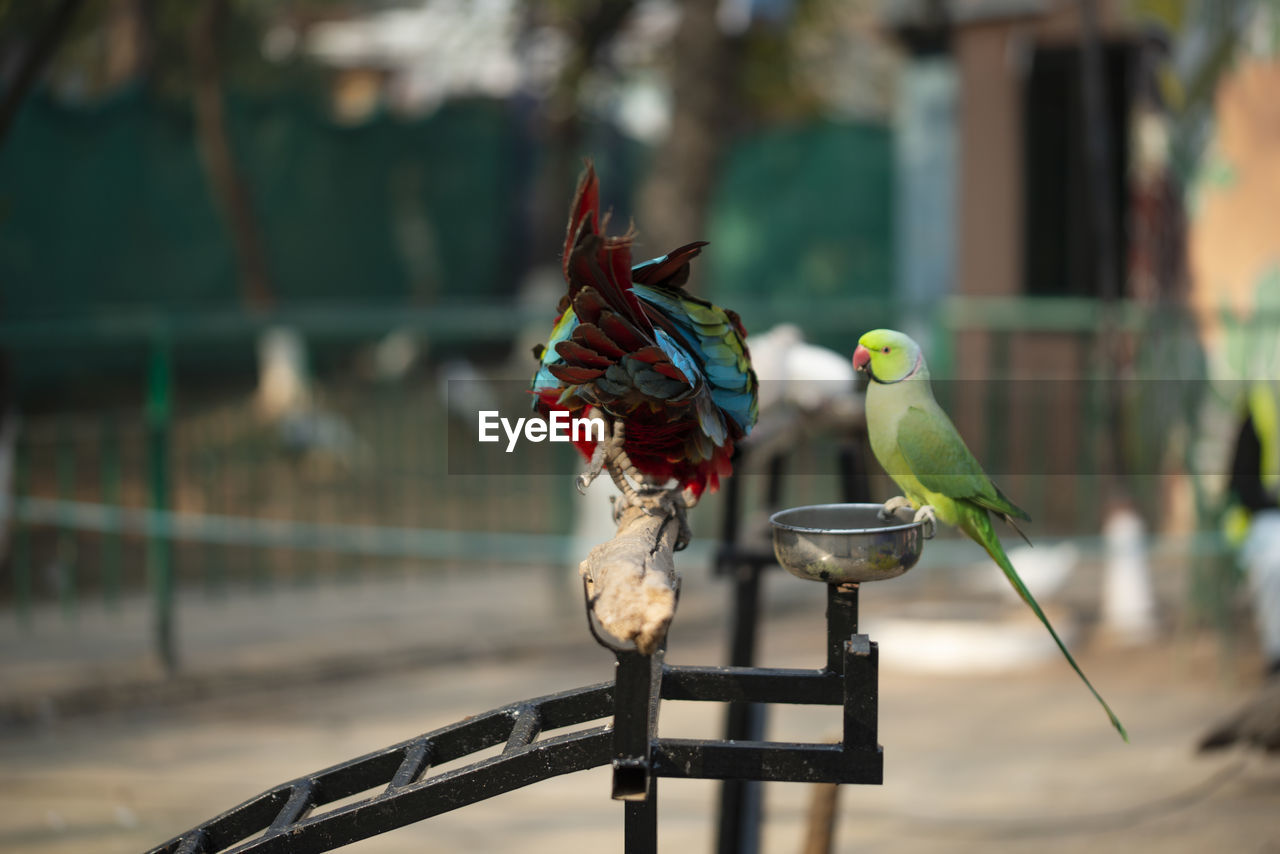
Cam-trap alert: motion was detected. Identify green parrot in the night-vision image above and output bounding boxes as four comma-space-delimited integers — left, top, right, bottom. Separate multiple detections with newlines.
853, 328, 1128, 741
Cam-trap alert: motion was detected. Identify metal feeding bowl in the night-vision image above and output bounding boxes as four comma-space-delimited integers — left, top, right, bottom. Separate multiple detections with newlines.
770, 503, 929, 585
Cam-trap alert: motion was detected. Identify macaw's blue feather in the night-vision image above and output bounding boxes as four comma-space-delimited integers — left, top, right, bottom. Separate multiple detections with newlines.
531, 163, 758, 496
654, 329, 699, 389
532, 310, 579, 396
632, 285, 757, 434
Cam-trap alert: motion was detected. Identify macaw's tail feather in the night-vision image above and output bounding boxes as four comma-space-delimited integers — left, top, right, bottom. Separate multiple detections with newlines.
562, 163, 600, 281
631, 241, 708, 290
968, 516, 1129, 742
534, 162, 758, 497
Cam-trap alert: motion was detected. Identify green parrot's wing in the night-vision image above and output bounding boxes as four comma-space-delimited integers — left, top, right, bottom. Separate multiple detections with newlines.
897, 405, 1031, 522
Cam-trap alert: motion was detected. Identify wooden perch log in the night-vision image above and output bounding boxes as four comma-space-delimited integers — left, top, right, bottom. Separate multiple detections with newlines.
580, 487, 686, 655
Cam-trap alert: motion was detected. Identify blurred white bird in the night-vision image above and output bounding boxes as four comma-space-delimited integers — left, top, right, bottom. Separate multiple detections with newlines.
436, 357, 498, 423
748, 323, 858, 416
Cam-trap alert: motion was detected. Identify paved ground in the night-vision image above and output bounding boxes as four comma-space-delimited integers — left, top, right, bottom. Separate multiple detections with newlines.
1, 558, 1277, 854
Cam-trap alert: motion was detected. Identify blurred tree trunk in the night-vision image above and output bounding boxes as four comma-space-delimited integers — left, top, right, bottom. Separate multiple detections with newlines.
103, 0, 154, 88
0, 0, 89, 147
637, 0, 745, 256
525, 1, 636, 271
190, 0, 275, 311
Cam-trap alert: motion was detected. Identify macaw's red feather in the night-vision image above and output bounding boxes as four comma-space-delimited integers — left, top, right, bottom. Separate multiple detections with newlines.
563, 168, 599, 282
629, 345, 668, 365
726, 308, 748, 339
533, 162, 758, 497
614, 409, 738, 498
575, 323, 625, 359
571, 288, 608, 326
548, 364, 606, 384
632, 241, 708, 289
537, 395, 598, 461
555, 339, 612, 369
652, 362, 689, 382
604, 237, 635, 302
597, 311, 648, 352
566, 223, 653, 337
539, 399, 734, 499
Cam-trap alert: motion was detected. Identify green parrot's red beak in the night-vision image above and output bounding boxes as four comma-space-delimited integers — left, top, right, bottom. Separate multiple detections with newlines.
852, 344, 870, 372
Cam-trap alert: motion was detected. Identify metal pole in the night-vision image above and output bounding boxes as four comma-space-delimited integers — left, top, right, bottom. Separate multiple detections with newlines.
827, 583, 859, 675
624, 775, 658, 854
101, 415, 122, 610
146, 331, 177, 674
56, 418, 76, 619
715, 562, 765, 854
13, 440, 31, 627
715, 452, 785, 854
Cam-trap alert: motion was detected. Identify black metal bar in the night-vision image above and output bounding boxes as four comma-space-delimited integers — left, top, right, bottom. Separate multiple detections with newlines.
624, 774, 658, 854
662, 665, 839, 705
826, 583, 859, 675
612, 650, 662, 801
725, 562, 763, 673
386, 738, 433, 792
843, 635, 879, 750
654, 740, 882, 785
716, 450, 743, 563
225, 727, 613, 854
267, 780, 315, 834
161, 790, 292, 854
765, 453, 786, 508
504, 706, 543, 753
712, 545, 778, 568
716, 451, 785, 854
716, 566, 764, 854
174, 829, 209, 854
147, 682, 615, 854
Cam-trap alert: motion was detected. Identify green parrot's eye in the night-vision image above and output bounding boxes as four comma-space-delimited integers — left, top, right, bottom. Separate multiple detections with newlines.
881, 346, 890, 354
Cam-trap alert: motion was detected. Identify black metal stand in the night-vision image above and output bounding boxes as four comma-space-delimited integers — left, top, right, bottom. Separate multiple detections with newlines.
712, 439, 871, 854
146, 581, 881, 854
145, 430, 883, 854
609, 582, 881, 854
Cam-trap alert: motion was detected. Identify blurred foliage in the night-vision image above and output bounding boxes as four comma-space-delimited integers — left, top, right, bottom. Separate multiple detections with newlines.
706, 121, 893, 304
0, 0, 344, 102
0, 91, 530, 321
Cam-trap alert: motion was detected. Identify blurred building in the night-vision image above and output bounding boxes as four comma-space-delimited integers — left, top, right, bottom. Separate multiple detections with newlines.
885, 0, 1215, 529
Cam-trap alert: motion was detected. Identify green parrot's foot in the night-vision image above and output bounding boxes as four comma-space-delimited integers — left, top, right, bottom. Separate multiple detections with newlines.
878, 495, 914, 522
912, 504, 937, 539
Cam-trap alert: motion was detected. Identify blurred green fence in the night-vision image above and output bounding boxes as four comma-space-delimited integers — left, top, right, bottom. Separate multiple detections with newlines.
2, 294, 1246, 671
1, 305, 564, 665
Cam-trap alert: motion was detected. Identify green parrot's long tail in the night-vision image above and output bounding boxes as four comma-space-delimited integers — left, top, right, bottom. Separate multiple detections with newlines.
967, 515, 1129, 742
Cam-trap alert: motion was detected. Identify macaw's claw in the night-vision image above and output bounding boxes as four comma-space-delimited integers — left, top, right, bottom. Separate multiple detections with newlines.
580, 417, 691, 550
913, 504, 937, 539
576, 433, 611, 494
879, 495, 914, 522
630, 487, 691, 552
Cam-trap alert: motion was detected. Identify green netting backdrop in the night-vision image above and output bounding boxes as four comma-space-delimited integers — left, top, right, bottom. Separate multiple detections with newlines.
0, 88, 892, 331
